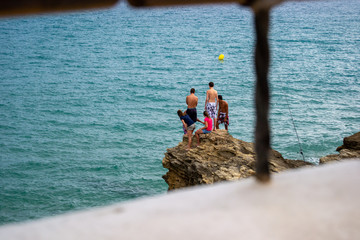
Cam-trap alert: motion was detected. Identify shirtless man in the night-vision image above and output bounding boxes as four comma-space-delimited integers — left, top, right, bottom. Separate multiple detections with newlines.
205, 82, 218, 131
216, 95, 229, 131
186, 88, 198, 123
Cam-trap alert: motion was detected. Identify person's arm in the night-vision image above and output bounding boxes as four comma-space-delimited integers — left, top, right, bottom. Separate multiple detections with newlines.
225, 102, 229, 120
186, 96, 189, 106
205, 91, 208, 110
197, 118, 204, 124
181, 119, 187, 129
215, 92, 218, 111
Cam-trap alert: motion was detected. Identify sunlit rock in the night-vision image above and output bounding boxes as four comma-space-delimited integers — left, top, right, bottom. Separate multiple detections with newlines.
162, 130, 312, 190
320, 132, 360, 164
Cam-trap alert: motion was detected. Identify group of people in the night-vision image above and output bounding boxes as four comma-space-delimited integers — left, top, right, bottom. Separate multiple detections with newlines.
177, 82, 229, 150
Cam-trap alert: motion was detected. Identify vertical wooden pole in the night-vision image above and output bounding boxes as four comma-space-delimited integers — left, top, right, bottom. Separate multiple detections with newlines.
254, 8, 271, 182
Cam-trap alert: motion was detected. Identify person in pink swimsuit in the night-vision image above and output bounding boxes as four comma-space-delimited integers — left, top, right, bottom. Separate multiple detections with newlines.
195, 111, 212, 146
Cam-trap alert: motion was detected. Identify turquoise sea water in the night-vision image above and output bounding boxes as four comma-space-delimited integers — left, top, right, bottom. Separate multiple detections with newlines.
0, 0, 359, 225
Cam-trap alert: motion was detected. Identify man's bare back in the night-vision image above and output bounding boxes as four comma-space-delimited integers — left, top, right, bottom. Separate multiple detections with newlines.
206, 88, 218, 103
186, 94, 198, 109
218, 100, 228, 115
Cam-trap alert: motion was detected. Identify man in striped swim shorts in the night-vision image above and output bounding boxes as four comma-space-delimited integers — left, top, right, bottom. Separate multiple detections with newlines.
205, 81, 218, 131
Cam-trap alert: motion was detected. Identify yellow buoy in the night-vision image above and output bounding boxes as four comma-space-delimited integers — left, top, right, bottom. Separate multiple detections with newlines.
218, 54, 224, 60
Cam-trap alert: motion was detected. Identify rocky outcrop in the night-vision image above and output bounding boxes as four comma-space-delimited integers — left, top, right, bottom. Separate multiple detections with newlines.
320, 132, 360, 164
162, 130, 312, 190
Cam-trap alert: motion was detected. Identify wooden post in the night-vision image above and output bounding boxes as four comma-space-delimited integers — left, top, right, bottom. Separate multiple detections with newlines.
254, 8, 271, 182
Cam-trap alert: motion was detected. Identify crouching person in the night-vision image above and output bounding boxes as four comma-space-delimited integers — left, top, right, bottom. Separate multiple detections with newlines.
195, 111, 212, 146
178, 109, 196, 150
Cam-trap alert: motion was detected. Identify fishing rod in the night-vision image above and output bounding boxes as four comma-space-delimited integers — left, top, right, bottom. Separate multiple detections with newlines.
283, 92, 306, 161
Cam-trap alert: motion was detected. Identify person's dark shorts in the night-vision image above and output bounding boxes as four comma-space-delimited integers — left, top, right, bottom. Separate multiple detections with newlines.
187, 108, 197, 122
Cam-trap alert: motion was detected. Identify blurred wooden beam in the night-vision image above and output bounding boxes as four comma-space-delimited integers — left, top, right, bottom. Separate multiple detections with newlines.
0, 0, 118, 17
127, 0, 246, 7
127, 0, 288, 11
0, 0, 290, 17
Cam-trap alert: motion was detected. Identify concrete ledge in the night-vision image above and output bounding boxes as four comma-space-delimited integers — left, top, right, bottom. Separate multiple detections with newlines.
1, 160, 359, 240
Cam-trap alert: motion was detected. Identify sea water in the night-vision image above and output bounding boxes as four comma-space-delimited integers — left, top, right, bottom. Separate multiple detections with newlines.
0, 0, 359, 225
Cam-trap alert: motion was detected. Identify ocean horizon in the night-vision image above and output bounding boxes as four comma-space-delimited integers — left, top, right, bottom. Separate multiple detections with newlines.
0, 0, 359, 225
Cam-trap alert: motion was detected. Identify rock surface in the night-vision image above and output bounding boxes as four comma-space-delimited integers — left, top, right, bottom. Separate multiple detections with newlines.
162, 130, 312, 190
320, 132, 360, 164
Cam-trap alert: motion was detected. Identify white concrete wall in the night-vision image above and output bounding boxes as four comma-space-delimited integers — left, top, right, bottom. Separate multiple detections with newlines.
1, 160, 359, 240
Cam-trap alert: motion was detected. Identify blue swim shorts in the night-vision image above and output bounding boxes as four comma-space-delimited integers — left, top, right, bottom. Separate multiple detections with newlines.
202, 129, 211, 134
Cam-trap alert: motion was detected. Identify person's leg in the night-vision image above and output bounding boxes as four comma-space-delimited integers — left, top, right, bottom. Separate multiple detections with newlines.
187, 130, 193, 149
213, 118, 216, 131
225, 117, 229, 131
195, 129, 201, 146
